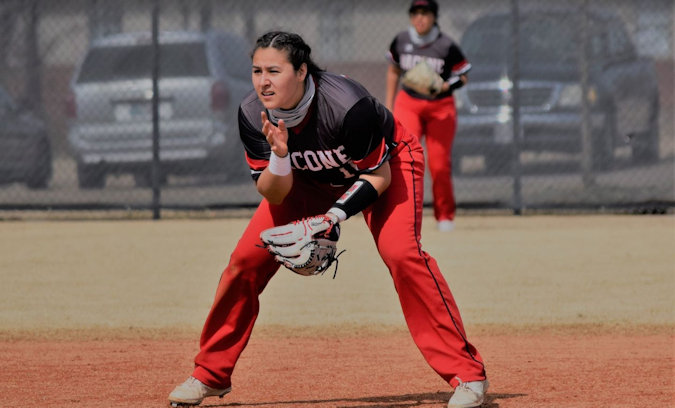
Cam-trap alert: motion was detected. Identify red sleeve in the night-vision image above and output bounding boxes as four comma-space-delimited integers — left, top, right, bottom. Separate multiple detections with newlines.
452, 59, 471, 76
245, 151, 268, 172
447, 43, 471, 76
352, 138, 387, 171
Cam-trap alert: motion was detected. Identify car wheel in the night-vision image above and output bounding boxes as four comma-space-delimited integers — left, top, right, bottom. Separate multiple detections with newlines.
591, 109, 615, 171
484, 152, 510, 175
217, 144, 252, 184
632, 100, 659, 164
225, 157, 251, 183
451, 153, 462, 176
77, 162, 106, 189
25, 140, 52, 190
133, 171, 167, 188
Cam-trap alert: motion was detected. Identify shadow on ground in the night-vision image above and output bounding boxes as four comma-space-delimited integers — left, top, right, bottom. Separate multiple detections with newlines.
202, 391, 527, 407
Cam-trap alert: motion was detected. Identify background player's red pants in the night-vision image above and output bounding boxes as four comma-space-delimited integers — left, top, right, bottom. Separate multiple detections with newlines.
393, 90, 457, 222
191, 127, 485, 390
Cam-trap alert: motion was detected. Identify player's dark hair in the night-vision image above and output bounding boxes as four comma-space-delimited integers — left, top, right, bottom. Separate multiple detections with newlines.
252, 31, 324, 74
408, 0, 438, 18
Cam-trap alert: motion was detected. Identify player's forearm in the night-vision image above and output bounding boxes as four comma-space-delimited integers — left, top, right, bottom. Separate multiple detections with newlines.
257, 170, 293, 204
257, 152, 293, 204
360, 162, 391, 195
327, 162, 391, 223
442, 74, 468, 93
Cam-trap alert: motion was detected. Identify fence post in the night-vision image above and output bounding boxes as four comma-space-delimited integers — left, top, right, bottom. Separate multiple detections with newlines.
151, 0, 161, 219
510, 0, 523, 215
579, 0, 596, 187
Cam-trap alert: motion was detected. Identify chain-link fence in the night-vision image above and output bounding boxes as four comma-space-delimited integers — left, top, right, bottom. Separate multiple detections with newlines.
0, 0, 672, 216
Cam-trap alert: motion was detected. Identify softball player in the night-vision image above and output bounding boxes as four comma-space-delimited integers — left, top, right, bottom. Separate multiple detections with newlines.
169, 31, 487, 408
386, 0, 472, 232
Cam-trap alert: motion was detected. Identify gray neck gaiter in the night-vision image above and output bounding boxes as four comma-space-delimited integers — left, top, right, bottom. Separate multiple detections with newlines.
267, 76, 316, 128
408, 25, 440, 46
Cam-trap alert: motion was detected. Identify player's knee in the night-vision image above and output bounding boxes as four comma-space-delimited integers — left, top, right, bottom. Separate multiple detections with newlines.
223, 254, 253, 280
427, 157, 451, 175
378, 243, 415, 266
224, 251, 275, 284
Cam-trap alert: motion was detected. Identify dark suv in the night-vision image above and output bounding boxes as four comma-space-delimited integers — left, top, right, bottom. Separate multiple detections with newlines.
0, 85, 52, 189
67, 30, 253, 188
453, 10, 660, 173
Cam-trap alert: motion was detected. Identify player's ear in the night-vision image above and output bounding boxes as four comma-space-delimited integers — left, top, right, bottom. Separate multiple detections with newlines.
297, 63, 308, 81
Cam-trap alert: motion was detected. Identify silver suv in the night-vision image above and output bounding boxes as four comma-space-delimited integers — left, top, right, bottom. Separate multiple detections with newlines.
66, 30, 253, 188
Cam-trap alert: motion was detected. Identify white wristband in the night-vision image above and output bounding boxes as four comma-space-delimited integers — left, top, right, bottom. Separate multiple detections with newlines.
327, 208, 347, 223
267, 152, 291, 176
447, 75, 461, 86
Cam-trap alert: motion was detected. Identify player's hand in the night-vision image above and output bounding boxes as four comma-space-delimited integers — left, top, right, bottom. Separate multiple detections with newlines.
261, 111, 289, 158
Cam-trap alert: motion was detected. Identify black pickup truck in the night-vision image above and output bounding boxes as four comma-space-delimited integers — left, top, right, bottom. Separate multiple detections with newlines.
453, 10, 660, 173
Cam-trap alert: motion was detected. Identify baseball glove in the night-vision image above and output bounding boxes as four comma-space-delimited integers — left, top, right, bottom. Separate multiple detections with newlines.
401, 59, 444, 96
260, 215, 342, 276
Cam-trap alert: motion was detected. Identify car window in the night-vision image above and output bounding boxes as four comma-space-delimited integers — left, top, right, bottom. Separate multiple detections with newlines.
606, 20, 635, 58
462, 14, 587, 64
520, 17, 578, 62
461, 16, 509, 63
214, 34, 251, 80
589, 30, 606, 59
76, 41, 209, 83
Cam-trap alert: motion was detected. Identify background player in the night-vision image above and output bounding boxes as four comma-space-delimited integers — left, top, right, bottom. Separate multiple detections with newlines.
385, 0, 471, 232
168, 31, 488, 408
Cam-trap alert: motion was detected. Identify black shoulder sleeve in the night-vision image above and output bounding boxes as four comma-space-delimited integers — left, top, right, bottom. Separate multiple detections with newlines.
238, 106, 270, 161
445, 42, 471, 77
340, 97, 394, 168
387, 36, 400, 65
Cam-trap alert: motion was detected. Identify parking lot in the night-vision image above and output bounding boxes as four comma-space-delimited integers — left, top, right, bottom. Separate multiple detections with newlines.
1, 152, 672, 212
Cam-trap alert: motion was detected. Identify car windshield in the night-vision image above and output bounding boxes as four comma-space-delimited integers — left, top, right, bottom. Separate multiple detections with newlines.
462, 15, 581, 64
76, 41, 209, 83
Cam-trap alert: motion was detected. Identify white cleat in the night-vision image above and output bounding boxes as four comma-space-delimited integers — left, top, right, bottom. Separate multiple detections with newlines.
438, 220, 455, 232
448, 379, 489, 408
168, 376, 231, 407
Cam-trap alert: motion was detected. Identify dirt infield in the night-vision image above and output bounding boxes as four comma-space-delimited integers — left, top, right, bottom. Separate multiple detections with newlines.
0, 214, 673, 407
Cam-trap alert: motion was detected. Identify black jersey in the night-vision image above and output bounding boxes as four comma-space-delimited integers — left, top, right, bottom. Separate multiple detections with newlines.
387, 29, 471, 100
239, 72, 398, 186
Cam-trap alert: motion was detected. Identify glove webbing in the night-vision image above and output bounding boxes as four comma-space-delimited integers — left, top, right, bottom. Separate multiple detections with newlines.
322, 248, 346, 279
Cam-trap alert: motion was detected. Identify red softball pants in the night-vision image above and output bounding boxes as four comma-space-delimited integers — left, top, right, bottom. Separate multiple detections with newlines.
191, 126, 485, 390
394, 90, 457, 222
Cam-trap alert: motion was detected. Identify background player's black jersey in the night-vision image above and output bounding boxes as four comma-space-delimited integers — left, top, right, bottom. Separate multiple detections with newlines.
239, 72, 398, 186
387, 29, 470, 100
